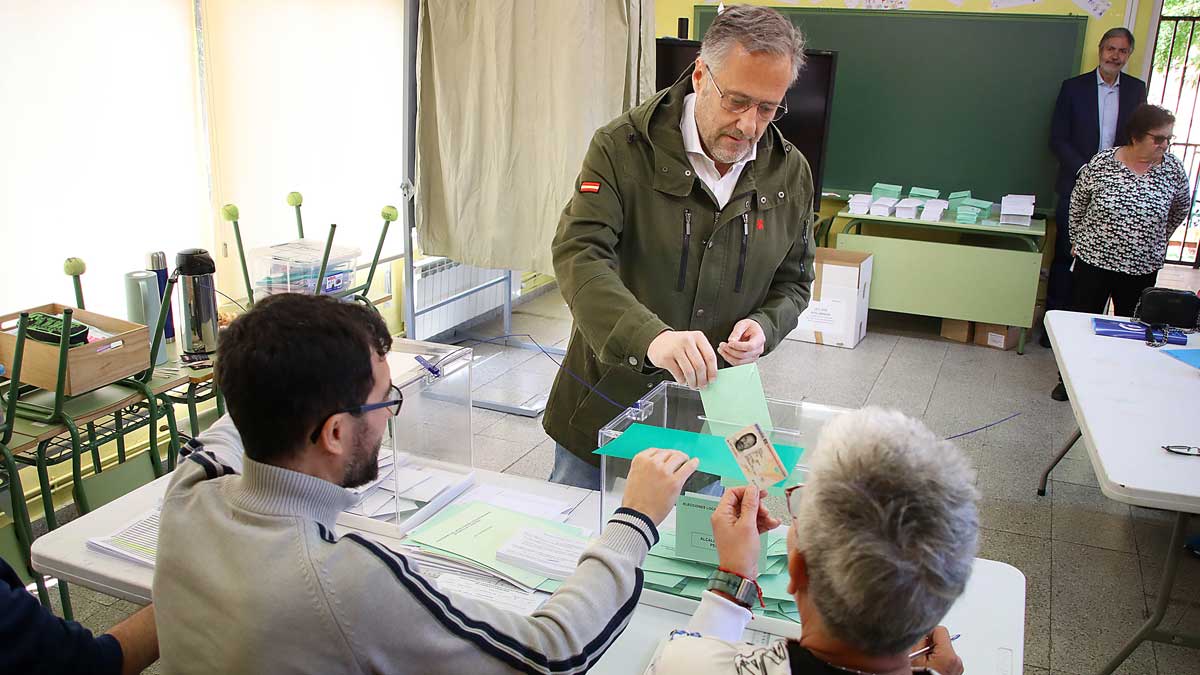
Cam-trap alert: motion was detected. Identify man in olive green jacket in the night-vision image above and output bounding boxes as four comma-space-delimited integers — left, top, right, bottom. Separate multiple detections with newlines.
543, 6, 816, 488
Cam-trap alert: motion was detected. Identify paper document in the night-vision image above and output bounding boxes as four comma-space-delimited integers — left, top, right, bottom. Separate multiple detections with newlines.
869, 197, 898, 217
1163, 348, 1200, 370
87, 507, 161, 567
700, 363, 774, 436
496, 528, 590, 581
894, 198, 922, 220
405, 501, 585, 591
396, 471, 477, 534
458, 484, 580, 523
436, 574, 547, 614
920, 199, 949, 222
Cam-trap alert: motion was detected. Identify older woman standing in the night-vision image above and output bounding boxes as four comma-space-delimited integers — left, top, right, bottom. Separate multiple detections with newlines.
1050, 104, 1191, 401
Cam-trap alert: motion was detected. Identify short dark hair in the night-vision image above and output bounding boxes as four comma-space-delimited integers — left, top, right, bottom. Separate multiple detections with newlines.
216, 293, 392, 464
1126, 103, 1175, 141
1100, 27, 1135, 50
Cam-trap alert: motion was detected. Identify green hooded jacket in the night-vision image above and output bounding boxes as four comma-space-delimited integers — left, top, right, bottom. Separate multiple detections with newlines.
542, 73, 816, 465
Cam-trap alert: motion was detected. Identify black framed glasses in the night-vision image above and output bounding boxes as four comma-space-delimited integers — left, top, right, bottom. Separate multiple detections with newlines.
704, 63, 788, 122
1149, 133, 1174, 146
309, 383, 403, 443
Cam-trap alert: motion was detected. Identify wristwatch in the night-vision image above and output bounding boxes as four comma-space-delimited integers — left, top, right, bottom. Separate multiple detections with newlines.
707, 569, 760, 608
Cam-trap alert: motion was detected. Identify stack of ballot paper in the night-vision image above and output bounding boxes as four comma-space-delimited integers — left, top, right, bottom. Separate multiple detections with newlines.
870, 182, 902, 201
894, 198, 922, 219
403, 501, 590, 592
642, 527, 799, 623
1000, 194, 1036, 226
920, 199, 949, 222
956, 206, 982, 224
908, 186, 940, 203
497, 528, 590, 581
869, 197, 898, 216
847, 193, 872, 215
947, 190, 972, 212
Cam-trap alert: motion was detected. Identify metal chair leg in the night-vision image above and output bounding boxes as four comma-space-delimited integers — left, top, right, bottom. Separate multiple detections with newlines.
163, 396, 180, 472
114, 409, 126, 462
1037, 427, 1081, 496
34, 441, 58, 530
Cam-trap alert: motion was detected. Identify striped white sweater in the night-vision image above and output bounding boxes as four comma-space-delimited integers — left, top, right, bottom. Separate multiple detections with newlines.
152, 415, 656, 674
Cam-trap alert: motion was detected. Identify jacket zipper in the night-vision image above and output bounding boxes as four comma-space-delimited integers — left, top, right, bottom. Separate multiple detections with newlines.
677, 209, 692, 292
735, 212, 749, 293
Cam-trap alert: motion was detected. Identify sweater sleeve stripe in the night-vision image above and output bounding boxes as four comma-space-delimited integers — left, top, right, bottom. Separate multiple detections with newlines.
344, 533, 640, 675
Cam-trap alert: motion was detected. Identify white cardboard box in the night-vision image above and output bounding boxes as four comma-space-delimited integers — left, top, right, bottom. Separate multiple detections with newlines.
786, 248, 874, 349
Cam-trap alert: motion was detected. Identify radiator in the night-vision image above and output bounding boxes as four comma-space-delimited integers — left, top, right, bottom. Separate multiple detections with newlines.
412, 257, 508, 340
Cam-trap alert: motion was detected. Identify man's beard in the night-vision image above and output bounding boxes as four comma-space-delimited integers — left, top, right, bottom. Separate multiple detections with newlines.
342, 420, 382, 489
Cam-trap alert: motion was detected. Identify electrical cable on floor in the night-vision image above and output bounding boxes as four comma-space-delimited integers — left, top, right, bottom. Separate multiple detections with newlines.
944, 412, 1021, 440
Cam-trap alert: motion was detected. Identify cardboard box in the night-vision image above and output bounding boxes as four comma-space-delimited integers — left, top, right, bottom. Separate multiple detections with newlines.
974, 323, 1021, 351
940, 319, 975, 343
0, 304, 149, 395
787, 248, 873, 348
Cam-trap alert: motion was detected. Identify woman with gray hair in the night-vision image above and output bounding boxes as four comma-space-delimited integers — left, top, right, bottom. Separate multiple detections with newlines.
642, 408, 979, 675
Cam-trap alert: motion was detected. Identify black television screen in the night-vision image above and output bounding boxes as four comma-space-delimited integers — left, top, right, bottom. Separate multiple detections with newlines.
655, 38, 837, 210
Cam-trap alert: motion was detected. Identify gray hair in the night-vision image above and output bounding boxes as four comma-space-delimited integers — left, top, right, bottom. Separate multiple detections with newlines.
699, 5, 806, 84
793, 407, 979, 655
1100, 27, 1135, 50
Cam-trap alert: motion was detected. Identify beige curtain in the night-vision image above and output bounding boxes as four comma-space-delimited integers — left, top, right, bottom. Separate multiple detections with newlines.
415, 0, 655, 275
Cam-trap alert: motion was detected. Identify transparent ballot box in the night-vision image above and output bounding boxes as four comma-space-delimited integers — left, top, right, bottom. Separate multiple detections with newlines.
597, 381, 850, 633
249, 239, 362, 297
338, 338, 474, 536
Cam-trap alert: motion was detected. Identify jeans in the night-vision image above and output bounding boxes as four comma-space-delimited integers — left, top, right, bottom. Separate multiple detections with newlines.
549, 443, 722, 496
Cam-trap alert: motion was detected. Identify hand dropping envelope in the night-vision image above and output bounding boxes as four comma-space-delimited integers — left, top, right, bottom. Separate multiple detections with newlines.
725, 423, 787, 490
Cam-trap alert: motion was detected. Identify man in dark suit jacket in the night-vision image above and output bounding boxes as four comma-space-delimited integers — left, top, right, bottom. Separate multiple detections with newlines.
1046, 27, 1147, 346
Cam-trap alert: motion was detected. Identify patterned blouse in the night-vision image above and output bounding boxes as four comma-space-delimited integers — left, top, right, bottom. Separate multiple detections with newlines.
1069, 147, 1191, 275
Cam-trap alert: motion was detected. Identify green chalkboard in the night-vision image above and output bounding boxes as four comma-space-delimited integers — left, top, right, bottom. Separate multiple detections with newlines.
695, 7, 1087, 205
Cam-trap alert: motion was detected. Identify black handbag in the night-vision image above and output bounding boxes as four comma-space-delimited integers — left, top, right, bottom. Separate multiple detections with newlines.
1131, 287, 1200, 346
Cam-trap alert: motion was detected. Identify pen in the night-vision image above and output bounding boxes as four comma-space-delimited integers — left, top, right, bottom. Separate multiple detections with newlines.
908, 633, 961, 659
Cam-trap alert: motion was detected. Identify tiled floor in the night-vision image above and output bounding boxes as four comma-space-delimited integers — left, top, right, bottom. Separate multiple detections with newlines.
46, 266, 1200, 675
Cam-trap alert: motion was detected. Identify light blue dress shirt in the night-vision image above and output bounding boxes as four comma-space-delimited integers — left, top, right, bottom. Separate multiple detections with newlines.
1097, 69, 1120, 151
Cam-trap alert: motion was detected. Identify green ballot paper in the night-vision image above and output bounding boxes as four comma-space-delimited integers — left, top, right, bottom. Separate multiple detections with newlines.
700, 363, 773, 437
594, 424, 803, 484
674, 492, 768, 569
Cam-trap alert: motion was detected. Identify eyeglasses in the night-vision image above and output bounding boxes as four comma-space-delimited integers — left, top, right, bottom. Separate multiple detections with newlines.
1149, 134, 1174, 146
309, 383, 404, 443
704, 64, 788, 122
784, 483, 805, 521
1163, 445, 1200, 456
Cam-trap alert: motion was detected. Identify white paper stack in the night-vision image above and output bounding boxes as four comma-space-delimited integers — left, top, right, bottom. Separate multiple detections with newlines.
894, 198, 922, 219
1000, 195, 1036, 226
869, 197, 898, 216
87, 507, 161, 567
496, 527, 590, 581
920, 199, 950, 222
847, 194, 872, 215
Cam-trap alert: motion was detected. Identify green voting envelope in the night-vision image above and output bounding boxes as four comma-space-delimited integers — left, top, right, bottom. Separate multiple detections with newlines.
674, 492, 768, 569
699, 363, 773, 437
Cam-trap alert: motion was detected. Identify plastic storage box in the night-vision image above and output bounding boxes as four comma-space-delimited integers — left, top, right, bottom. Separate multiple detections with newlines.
249, 239, 362, 296
337, 338, 473, 536
597, 381, 850, 635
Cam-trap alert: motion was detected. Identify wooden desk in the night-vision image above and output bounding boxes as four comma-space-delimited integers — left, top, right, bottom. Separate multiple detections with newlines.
834, 210, 1047, 353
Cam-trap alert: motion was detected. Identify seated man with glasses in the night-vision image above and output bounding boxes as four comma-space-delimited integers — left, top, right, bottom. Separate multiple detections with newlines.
642, 408, 978, 675
152, 293, 701, 674
545, 4, 817, 490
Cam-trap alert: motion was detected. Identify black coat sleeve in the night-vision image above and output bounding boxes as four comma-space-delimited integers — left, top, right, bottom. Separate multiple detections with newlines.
0, 557, 123, 675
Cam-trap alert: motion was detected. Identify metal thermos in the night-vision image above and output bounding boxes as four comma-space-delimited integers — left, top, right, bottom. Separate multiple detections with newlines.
177, 249, 219, 356
148, 251, 176, 343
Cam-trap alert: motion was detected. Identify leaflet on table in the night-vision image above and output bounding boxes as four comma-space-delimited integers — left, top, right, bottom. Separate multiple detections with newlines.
87, 506, 162, 567
1092, 318, 1188, 346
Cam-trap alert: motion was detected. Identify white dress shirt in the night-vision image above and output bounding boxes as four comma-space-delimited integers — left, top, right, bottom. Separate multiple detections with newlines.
1097, 69, 1120, 151
680, 93, 756, 209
